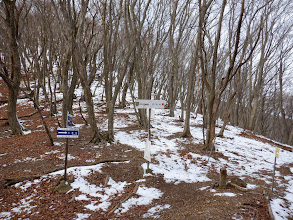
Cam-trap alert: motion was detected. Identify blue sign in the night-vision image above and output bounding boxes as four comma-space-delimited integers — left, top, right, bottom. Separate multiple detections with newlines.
57, 127, 79, 138
67, 113, 73, 127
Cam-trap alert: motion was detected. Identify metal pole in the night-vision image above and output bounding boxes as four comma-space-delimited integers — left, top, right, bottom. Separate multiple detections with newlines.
64, 138, 69, 182
147, 108, 151, 170
271, 156, 277, 195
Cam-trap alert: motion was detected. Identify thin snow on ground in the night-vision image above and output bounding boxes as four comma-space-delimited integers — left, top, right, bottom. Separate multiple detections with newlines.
57, 153, 77, 161
9, 150, 62, 165
0, 211, 11, 219
214, 192, 237, 197
115, 108, 293, 219
66, 164, 163, 214
142, 204, 171, 219
74, 213, 91, 220
116, 186, 164, 213
2, 103, 293, 219
17, 98, 33, 106
3, 163, 163, 219
11, 194, 37, 214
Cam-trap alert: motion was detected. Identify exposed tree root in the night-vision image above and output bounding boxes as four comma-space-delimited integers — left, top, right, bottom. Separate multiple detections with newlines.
108, 182, 140, 215
228, 182, 250, 192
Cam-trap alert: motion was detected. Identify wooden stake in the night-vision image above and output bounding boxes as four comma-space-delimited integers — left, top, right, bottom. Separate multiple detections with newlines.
219, 167, 227, 188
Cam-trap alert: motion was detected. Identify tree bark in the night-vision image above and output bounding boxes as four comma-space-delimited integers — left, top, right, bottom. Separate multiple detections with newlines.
181, 53, 198, 137
218, 80, 238, 137
278, 57, 290, 143
61, 48, 70, 127
1, 0, 23, 135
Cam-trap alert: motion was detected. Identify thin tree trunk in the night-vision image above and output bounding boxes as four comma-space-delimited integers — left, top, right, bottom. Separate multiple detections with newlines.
67, 69, 78, 115
181, 53, 198, 137
61, 49, 71, 127
278, 57, 290, 142
288, 130, 293, 146
218, 90, 236, 137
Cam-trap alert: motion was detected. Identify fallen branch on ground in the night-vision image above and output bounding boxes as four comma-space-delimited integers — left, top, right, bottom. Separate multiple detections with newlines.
0, 158, 134, 187
0, 175, 41, 187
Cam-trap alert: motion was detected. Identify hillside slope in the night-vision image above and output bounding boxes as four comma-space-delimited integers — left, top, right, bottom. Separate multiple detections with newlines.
0, 81, 293, 219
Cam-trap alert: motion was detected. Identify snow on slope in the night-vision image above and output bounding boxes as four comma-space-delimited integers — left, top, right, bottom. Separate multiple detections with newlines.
2, 89, 293, 219
116, 107, 293, 219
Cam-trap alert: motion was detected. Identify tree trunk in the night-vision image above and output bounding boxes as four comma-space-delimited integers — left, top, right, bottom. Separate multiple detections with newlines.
7, 88, 22, 135
206, 94, 220, 149
82, 83, 103, 143
67, 69, 78, 115
181, 53, 198, 138
120, 83, 128, 108
180, 92, 185, 122
106, 104, 115, 142
248, 96, 258, 131
61, 49, 71, 127
2, 0, 23, 135
278, 57, 290, 143
288, 130, 293, 146
218, 88, 237, 137
169, 69, 176, 117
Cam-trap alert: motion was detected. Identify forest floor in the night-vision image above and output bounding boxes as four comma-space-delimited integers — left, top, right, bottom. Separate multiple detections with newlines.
0, 78, 292, 219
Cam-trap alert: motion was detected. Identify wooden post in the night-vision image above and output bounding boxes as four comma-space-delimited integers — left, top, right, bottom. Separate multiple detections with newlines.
219, 168, 227, 188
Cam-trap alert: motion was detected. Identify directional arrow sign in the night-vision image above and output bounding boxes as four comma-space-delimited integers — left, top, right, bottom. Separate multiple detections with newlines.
57, 127, 79, 138
135, 99, 167, 109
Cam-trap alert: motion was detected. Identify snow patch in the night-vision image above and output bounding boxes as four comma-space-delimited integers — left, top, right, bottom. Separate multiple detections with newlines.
214, 192, 237, 197
142, 204, 171, 219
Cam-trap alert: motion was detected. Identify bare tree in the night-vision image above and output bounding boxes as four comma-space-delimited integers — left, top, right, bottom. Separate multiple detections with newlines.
0, 0, 27, 135
199, 0, 262, 149
54, 0, 104, 142
99, 0, 135, 141
168, 0, 192, 117
125, 0, 170, 128
247, 0, 292, 134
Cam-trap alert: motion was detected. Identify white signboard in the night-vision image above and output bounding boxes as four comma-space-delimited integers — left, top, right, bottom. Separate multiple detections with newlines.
135, 99, 167, 109
144, 139, 151, 162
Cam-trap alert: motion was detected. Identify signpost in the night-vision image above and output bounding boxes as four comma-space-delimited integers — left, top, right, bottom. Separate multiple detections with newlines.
135, 99, 167, 109
57, 127, 79, 138
57, 113, 79, 182
271, 147, 279, 196
135, 99, 166, 172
